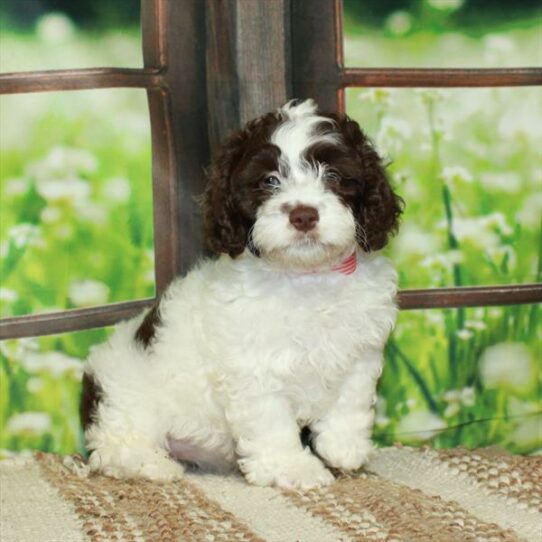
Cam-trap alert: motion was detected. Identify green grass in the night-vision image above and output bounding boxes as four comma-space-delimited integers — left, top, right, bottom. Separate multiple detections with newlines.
1, 16, 541, 456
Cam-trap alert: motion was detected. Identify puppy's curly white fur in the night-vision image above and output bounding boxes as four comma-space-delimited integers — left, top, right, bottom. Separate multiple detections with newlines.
81, 99, 403, 489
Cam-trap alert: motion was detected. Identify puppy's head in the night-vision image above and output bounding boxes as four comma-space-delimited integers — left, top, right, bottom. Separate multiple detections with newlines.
203, 99, 403, 271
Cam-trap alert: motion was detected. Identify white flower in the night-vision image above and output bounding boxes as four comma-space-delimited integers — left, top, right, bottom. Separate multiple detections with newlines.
74, 201, 108, 225
488, 307, 503, 319
444, 403, 460, 418
103, 177, 131, 203
517, 192, 542, 230
420, 250, 464, 271
479, 342, 534, 393
416, 89, 446, 106
26, 377, 44, 394
480, 172, 521, 194
22, 351, 83, 379
427, 0, 465, 11
430, 115, 452, 142
465, 320, 487, 331
145, 270, 155, 284
54, 224, 74, 240
376, 117, 411, 156
28, 147, 97, 206
36, 13, 75, 45
68, 279, 110, 307
36, 176, 91, 204
510, 416, 542, 449
8, 224, 42, 249
0, 337, 39, 361
507, 397, 539, 417
4, 177, 30, 197
393, 224, 440, 259
143, 250, 156, 284
442, 387, 476, 417
0, 288, 18, 303
461, 387, 475, 407
40, 206, 62, 224
396, 410, 447, 441
484, 35, 515, 55
484, 213, 513, 236
449, 218, 496, 247
441, 166, 473, 186
28, 147, 98, 181
456, 329, 473, 341
424, 310, 445, 326
393, 170, 422, 199
6, 412, 52, 435
358, 88, 392, 106
443, 389, 460, 401
443, 213, 513, 248
385, 11, 412, 36
485, 245, 517, 271
394, 224, 439, 258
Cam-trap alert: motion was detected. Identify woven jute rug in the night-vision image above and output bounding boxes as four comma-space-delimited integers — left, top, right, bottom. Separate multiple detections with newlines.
1, 446, 540, 542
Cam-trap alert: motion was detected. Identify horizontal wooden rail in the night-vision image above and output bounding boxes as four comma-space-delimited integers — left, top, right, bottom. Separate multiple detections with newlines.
0, 298, 154, 340
398, 283, 542, 310
0, 67, 164, 95
341, 67, 542, 88
1, 284, 541, 340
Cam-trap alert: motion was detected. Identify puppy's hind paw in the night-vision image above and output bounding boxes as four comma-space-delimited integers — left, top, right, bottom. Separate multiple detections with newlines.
89, 449, 185, 483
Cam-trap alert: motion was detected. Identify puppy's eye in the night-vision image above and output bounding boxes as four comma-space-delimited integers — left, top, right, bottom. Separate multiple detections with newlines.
262, 175, 281, 189
323, 170, 340, 183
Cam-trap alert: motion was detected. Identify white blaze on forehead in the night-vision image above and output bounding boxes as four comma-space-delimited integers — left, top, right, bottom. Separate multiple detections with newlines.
271, 99, 340, 173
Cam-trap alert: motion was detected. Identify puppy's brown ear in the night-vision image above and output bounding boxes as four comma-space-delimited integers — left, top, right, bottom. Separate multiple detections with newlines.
203, 130, 251, 257
336, 115, 403, 251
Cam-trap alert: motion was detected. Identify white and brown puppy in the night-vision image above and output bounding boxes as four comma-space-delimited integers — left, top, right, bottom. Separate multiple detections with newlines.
81, 99, 403, 489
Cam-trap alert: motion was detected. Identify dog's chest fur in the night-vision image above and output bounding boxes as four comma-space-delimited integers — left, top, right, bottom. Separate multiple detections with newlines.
156, 252, 397, 422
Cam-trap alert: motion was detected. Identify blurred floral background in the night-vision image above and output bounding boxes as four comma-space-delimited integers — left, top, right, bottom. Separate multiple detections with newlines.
1, 0, 541, 456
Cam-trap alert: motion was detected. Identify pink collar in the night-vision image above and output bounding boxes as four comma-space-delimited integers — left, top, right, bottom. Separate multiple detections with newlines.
331, 252, 357, 275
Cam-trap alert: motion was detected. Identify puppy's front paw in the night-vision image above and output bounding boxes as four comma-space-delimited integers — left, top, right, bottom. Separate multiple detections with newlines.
240, 449, 334, 490
89, 449, 185, 482
314, 433, 374, 472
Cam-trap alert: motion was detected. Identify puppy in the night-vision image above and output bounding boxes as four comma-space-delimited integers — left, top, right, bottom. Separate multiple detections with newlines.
81, 99, 402, 489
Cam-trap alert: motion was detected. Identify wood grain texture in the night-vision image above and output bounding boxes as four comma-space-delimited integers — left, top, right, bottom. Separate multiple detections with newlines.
291, 0, 343, 112
0, 299, 154, 340
398, 284, 542, 310
206, 0, 290, 150
341, 67, 542, 88
205, 0, 240, 153
236, 0, 291, 124
0, 68, 162, 94
143, 0, 209, 286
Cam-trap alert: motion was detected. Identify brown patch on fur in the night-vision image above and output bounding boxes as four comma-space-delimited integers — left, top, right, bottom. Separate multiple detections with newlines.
306, 113, 404, 251
135, 303, 161, 348
80, 372, 103, 431
203, 112, 283, 257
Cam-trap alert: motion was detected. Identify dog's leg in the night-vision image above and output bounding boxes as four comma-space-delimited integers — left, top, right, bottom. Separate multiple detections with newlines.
311, 348, 383, 471
85, 420, 184, 482
228, 395, 334, 489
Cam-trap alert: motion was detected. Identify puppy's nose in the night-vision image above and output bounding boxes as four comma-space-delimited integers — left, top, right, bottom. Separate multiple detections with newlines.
289, 205, 319, 232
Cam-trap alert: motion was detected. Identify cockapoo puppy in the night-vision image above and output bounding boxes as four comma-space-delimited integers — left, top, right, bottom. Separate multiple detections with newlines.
81, 99, 403, 489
